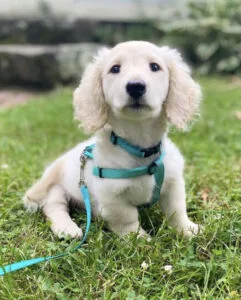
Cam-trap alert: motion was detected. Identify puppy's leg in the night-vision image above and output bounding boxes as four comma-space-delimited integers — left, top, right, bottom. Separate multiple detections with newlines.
23, 158, 63, 211
101, 203, 146, 237
43, 185, 83, 239
159, 177, 200, 237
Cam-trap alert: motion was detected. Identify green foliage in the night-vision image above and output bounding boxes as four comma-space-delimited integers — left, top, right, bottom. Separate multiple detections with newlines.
0, 77, 241, 298
158, 0, 241, 75
94, 22, 161, 46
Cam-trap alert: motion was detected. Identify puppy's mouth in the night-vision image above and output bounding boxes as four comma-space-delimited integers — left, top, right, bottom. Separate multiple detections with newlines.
126, 103, 149, 110
117, 100, 154, 120
125, 98, 150, 110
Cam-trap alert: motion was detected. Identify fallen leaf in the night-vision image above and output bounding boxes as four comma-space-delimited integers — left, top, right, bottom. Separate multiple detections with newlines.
234, 111, 241, 120
200, 188, 211, 205
0, 89, 43, 109
229, 76, 241, 84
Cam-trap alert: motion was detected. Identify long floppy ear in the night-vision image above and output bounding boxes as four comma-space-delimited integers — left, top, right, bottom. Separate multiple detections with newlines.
162, 47, 202, 130
73, 48, 110, 133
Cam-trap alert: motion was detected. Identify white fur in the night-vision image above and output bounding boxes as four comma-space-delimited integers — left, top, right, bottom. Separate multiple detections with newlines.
23, 41, 202, 239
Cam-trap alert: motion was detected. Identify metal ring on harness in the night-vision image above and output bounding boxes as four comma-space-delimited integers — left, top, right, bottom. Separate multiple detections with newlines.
147, 161, 158, 175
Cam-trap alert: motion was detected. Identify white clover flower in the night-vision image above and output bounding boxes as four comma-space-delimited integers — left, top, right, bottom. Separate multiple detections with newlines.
141, 261, 149, 270
1, 164, 9, 169
146, 236, 152, 243
163, 265, 173, 274
230, 291, 238, 297
214, 213, 224, 220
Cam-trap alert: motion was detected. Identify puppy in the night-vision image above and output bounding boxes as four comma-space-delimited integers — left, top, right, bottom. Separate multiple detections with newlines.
23, 41, 202, 239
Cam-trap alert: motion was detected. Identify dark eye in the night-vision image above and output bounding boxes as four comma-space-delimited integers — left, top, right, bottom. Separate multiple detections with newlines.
110, 65, 121, 74
150, 62, 161, 72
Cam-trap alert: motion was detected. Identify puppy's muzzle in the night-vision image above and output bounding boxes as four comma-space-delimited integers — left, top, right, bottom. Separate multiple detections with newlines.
126, 80, 146, 100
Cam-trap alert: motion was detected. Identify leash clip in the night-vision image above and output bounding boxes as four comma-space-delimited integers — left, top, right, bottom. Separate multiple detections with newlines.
79, 151, 87, 186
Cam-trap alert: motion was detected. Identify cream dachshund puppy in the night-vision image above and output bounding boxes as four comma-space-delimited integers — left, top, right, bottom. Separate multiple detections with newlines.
23, 41, 202, 239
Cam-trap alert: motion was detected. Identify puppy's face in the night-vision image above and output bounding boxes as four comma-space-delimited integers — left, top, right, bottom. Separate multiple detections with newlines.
102, 42, 169, 120
74, 41, 201, 133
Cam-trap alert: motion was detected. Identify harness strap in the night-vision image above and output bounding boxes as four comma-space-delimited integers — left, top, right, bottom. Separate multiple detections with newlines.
0, 185, 91, 276
91, 148, 165, 209
110, 131, 162, 158
93, 152, 164, 178
93, 163, 157, 179
139, 161, 165, 209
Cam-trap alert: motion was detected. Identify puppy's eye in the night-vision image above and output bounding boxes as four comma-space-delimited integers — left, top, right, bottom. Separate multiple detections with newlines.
150, 62, 161, 72
110, 65, 121, 74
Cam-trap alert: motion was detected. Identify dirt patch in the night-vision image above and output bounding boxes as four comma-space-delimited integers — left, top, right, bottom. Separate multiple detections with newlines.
0, 89, 39, 109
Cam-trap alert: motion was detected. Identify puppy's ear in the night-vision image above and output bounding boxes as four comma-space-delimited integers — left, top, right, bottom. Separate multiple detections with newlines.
73, 48, 110, 133
162, 47, 202, 130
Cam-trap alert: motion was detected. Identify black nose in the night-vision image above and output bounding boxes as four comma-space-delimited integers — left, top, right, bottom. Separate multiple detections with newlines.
126, 80, 146, 99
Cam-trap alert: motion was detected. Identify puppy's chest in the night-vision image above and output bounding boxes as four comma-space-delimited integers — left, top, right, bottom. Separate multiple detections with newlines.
107, 174, 155, 207
126, 176, 155, 206
93, 148, 160, 206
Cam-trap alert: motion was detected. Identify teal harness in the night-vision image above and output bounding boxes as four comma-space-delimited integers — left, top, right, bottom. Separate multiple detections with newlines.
0, 132, 165, 276
83, 131, 165, 209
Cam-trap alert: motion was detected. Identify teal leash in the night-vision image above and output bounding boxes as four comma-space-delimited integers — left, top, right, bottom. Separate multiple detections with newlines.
0, 185, 91, 276
0, 132, 165, 276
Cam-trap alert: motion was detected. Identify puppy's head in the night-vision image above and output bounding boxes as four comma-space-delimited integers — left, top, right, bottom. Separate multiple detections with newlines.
74, 41, 201, 133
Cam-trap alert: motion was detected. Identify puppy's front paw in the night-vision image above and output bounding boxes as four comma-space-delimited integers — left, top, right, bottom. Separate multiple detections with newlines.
51, 221, 83, 239
23, 193, 40, 212
180, 221, 202, 238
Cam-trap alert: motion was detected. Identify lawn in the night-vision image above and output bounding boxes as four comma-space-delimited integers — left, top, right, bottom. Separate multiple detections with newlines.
0, 77, 240, 299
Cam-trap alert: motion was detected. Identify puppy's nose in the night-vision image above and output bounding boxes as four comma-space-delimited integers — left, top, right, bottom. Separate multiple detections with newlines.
126, 80, 146, 99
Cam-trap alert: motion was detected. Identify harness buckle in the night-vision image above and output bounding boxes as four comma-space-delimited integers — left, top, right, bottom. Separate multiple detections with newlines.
147, 161, 157, 175
97, 167, 103, 178
141, 145, 161, 158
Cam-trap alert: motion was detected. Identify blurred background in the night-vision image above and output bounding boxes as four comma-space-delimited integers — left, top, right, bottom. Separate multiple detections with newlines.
0, 3, 241, 298
0, 0, 240, 105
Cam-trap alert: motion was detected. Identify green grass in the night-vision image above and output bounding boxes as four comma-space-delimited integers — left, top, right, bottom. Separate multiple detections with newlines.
0, 77, 241, 299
